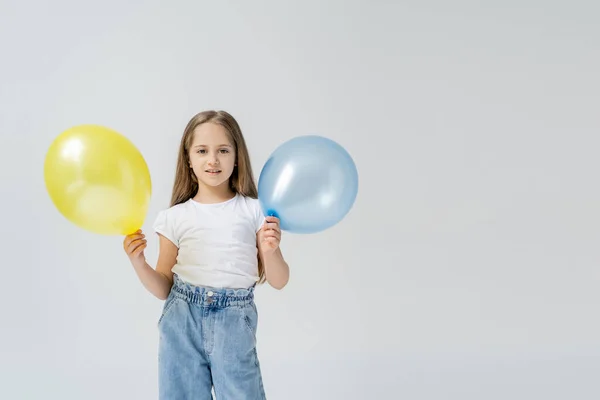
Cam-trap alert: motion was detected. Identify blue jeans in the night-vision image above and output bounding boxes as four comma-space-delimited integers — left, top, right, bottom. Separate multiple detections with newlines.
158, 274, 266, 399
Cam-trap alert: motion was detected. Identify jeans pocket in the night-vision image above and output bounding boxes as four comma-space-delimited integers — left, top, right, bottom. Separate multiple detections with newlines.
158, 294, 179, 326
240, 302, 258, 337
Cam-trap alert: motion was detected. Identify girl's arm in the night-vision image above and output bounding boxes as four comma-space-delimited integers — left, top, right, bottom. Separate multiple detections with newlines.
124, 231, 176, 300
260, 247, 290, 289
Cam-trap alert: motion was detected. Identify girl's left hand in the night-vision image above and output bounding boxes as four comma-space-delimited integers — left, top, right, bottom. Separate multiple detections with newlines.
258, 216, 281, 253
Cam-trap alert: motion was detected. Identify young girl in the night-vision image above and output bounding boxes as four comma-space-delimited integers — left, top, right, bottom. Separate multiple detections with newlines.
122, 110, 289, 399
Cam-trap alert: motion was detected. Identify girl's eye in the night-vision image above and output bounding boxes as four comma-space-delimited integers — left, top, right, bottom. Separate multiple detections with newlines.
197, 149, 206, 154
219, 149, 230, 154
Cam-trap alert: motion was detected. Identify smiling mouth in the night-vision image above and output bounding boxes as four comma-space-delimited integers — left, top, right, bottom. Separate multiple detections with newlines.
205, 169, 221, 174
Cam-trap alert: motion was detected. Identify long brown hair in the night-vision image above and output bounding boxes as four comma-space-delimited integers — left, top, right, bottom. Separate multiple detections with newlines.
170, 110, 265, 283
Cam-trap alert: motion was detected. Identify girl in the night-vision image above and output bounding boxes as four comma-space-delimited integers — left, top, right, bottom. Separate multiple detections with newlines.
122, 110, 289, 399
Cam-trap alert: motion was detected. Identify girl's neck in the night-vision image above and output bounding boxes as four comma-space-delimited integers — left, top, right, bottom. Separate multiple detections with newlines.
192, 182, 236, 204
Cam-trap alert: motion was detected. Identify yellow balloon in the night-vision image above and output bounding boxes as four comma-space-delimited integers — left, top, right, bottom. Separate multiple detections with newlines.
44, 125, 152, 235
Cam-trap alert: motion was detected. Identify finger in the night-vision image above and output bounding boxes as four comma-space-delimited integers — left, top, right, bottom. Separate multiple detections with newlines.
263, 230, 281, 240
127, 238, 146, 253
263, 222, 280, 233
132, 243, 146, 257
264, 216, 280, 224
130, 244, 146, 257
125, 230, 143, 238
125, 236, 144, 249
262, 227, 280, 236
124, 233, 145, 246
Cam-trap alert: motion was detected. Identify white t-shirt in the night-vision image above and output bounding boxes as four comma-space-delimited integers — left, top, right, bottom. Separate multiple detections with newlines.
152, 193, 265, 289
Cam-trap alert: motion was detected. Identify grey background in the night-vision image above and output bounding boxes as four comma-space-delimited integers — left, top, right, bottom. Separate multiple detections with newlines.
1, 1, 599, 399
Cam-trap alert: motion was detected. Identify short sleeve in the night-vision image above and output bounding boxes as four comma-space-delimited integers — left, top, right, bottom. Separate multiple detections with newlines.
153, 209, 179, 247
253, 200, 266, 233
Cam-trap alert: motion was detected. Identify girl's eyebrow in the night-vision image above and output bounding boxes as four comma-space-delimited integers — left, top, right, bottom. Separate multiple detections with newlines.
193, 144, 233, 148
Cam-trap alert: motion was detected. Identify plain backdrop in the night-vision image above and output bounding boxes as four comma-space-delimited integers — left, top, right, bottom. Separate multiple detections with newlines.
1, 1, 600, 399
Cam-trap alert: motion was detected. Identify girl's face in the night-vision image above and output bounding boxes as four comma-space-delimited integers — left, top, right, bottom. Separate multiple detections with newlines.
189, 122, 236, 190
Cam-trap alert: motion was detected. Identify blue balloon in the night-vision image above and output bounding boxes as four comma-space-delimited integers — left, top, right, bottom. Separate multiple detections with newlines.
258, 135, 358, 234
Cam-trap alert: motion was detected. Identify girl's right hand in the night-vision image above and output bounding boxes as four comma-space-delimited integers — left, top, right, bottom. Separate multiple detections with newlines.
123, 229, 147, 264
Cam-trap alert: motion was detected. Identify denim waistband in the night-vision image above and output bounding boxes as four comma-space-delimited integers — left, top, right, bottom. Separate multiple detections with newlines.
171, 274, 255, 307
